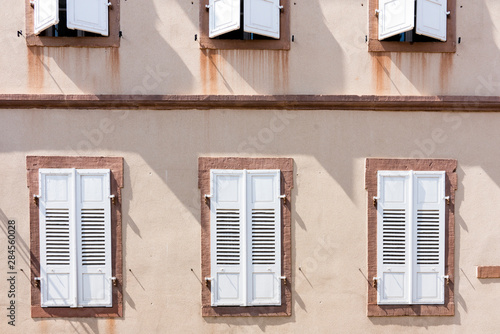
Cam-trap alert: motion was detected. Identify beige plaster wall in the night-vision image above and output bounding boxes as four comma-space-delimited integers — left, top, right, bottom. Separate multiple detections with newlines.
0, 0, 499, 96
1, 109, 500, 332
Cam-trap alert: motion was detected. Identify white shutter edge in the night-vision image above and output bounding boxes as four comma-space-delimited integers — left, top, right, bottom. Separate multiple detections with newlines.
378, 0, 415, 40
416, 0, 448, 41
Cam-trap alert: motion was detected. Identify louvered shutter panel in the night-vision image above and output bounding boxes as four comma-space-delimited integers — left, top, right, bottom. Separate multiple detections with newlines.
67, 0, 109, 36
39, 169, 77, 307
416, 0, 447, 41
210, 170, 245, 306
76, 170, 112, 307
377, 171, 411, 304
412, 172, 445, 304
33, 0, 59, 35
244, 0, 280, 39
208, 0, 241, 38
378, 0, 415, 40
247, 170, 281, 305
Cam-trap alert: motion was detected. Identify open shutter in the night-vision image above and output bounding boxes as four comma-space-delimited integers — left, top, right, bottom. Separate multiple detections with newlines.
210, 170, 245, 306
33, 0, 59, 35
67, 0, 109, 36
376, 171, 411, 304
378, 0, 415, 40
416, 0, 447, 41
247, 170, 281, 305
76, 170, 112, 307
244, 0, 280, 39
39, 169, 77, 307
412, 172, 445, 304
208, 0, 240, 38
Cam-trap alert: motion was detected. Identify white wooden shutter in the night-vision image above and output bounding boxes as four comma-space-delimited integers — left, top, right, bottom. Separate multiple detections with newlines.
76, 170, 112, 307
246, 170, 281, 305
208, 0, 240, 38
39, 169, 77, 307
412, 172, 445, 304
210, 170, 245, 306
33, 0, 59, 35
416, 0, 447, 41
67, 0, 109, 36
244, 0, 280, 39
378, 0, 415, 40
376, 171, 411, 304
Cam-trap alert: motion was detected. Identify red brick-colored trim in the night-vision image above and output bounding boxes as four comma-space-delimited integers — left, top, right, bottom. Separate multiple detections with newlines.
27, 156, 123, 318
199, 0, 290, 50
477, 266, 500, 279
25, 0, 120, 47
2, 94, 500, 111
365, 158, 457, 317
368, 0, 456, 53
199, 157, 293, 317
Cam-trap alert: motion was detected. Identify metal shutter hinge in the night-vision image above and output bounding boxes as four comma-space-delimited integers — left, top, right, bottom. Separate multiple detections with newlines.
109, 194, 116, 205
372, 277, 380, 288
34, 277, 41, 288
444, 196, 450, 205
205, 277, 213, 287
278, 194, 286, 204
373, 196, 379, 207
375, 9, 380, 16
443, 275, 450, 285
204, 194, 212, 204
110, 277, 118, 286
280, 276, 287, 285
33, 194, 40, 205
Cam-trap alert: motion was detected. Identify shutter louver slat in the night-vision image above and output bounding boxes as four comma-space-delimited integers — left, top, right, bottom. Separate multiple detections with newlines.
81, 208, 106, 266
45, 208, 71, 266
382, 209, 406, 265
251, 209, 276, 265
216, 209, 241, 265
416, 210, 440, 265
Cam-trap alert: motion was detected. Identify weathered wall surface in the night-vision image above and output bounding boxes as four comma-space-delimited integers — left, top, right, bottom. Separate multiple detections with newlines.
0, 0, 498, 96
1, 109, 500, 333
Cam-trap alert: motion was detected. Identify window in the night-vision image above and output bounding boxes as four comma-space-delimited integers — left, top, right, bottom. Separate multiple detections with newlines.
26, 0, 120, 47
199, 157, 292, 316
368, 0, 456, 52
366, 158, 456, 316
199, 0, 290, 50
27, 156, 123, 318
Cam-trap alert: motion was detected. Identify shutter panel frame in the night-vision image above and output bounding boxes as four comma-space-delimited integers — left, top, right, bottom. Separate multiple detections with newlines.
246, 170, 281, 306
39, 168, 77, 307
210, 170, 246, 306
378, 0, 415, 40
416, 0, 447, 41
243, 0, 281, 39
412, 171, 446, 304
76, 169, 113, 307
33, 0, 59, 35
376, 171, 411, 305
208, 0, 241, 38
67, 0, 109, 36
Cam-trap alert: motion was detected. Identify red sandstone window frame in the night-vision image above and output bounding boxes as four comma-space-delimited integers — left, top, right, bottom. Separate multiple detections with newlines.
27, 156, 123, 318
199, 157, 293, 316
365, 158, 456, 316
368, 0, 456, 53
25, 0, 120, 47
199, 0, 290, 50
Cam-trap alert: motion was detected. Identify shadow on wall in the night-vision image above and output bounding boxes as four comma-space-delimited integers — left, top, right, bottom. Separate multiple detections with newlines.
26, 0, 194, 95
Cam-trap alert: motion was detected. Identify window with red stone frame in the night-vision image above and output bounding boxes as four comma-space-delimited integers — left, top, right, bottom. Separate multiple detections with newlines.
365, 158, 456, 316
199, 157, 293, 316
27, 156, 123, 318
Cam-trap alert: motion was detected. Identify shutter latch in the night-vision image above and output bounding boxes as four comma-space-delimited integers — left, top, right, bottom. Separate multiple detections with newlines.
205, 277, 213, 287
278, 194, 286, 204
372, 277, 380, 288
110, 277, 118, 286
444, 196, 450, 205
109, 194, 116, 205
33, 194, 40, 205
373, 196, 379, 207
443, 275, 450, 285
279, 276, 287, 285
204, 194, 212, 204
34, 277, 41, 288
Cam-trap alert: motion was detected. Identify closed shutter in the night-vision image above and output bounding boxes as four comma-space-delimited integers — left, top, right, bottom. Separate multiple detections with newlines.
376, 171, 411, 304
33, 0, 59, 35
39, 169, 77, 307
208, 0, 241, 38
416, 0, 447, 41
76, 170, 112, 307
412, 172, 445, 304
244, 0, 280, 39
210, 170, 245, 306
378, 0, 415, 40
247, 170, 281, 305
67, 0, 109, 36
